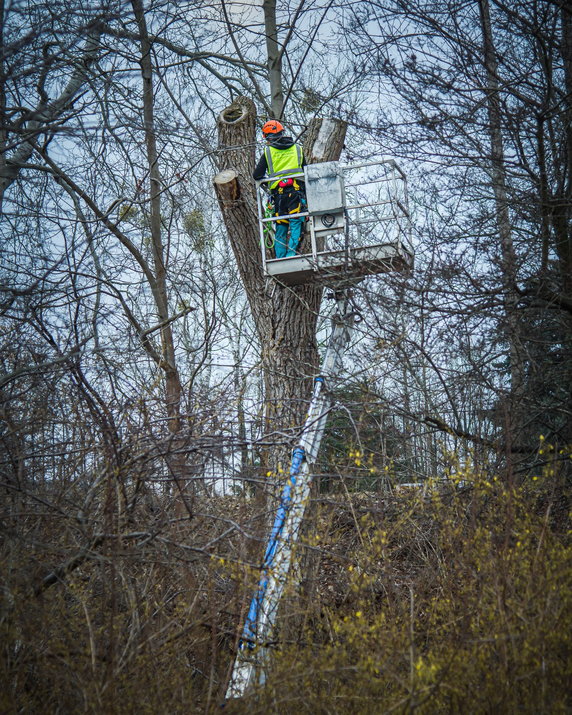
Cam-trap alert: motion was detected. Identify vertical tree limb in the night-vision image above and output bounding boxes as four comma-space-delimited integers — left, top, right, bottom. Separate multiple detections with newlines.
131, 0, 187, 493
263, 0, 284, 119
478, 0, 525, 456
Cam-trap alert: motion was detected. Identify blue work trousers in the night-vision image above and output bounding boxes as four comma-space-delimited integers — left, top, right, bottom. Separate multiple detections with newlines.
274, 218, 304, 258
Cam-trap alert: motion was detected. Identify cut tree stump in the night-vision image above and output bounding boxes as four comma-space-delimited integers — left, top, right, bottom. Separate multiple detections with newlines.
213, 169, 240, 204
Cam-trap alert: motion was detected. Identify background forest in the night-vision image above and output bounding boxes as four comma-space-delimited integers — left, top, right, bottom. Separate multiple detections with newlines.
1, 0, 571, 711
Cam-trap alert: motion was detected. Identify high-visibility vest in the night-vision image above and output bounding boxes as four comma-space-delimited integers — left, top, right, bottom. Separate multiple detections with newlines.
264, 144, 304, 189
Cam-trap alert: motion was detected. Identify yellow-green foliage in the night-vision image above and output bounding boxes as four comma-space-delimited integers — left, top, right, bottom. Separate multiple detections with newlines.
252, 466, 572, 713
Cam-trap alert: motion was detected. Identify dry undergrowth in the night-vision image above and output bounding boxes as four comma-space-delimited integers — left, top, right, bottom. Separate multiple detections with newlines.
1, 461, 571, 713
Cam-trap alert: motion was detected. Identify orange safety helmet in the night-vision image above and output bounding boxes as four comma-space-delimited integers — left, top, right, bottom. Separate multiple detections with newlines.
262, 119, 284, 136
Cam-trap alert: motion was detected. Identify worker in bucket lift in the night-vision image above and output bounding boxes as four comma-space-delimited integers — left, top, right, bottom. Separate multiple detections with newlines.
253, 120, 306, 259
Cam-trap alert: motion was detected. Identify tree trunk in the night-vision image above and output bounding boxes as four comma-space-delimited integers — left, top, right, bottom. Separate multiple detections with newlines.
214, 98, 347, 479
557, 6, 572, 294
215, 98, 347, 652
478, 0, 525, 459
556, 6, 572, 443
131, 0, 187, 501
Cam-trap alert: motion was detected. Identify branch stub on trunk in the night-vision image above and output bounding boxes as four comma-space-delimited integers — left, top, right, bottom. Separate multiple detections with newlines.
213, 168, 241, 204
304, 117, 348, 164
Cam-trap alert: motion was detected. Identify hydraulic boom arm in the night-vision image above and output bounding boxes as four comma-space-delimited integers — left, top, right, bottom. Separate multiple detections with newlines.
226, 289, 355, 699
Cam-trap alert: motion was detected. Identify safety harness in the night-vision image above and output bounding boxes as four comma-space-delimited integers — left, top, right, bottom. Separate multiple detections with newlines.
264, 144, 306, 235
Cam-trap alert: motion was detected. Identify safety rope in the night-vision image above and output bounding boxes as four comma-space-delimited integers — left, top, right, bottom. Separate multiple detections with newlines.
263, 201, 275, 248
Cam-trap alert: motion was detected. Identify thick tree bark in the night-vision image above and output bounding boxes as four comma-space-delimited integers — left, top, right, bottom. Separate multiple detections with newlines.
214, 98, 347, 478
304, 117, 348, 163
